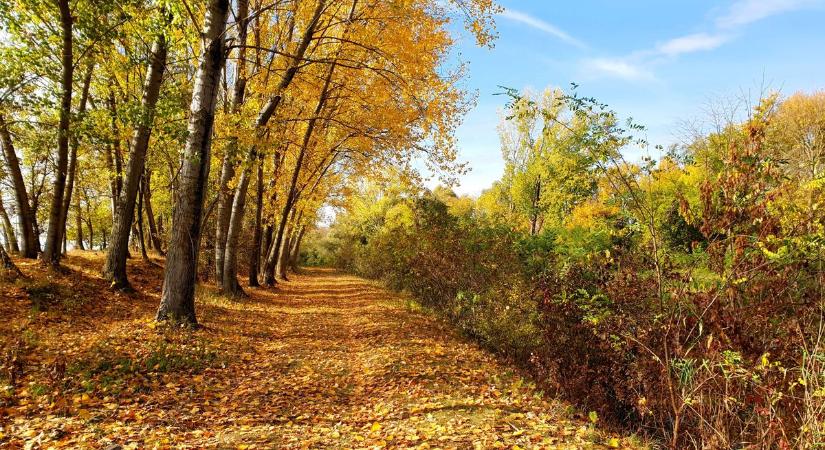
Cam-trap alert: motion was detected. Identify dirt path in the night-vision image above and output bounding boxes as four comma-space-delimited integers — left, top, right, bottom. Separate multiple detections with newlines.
2, 254, 634, 449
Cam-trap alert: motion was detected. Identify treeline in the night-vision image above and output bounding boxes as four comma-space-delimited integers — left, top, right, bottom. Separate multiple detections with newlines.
322, 89, 825, 447
0, 0, 499, 322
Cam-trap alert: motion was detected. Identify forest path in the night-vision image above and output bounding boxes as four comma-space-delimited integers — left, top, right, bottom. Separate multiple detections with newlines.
2, 254, 633, 448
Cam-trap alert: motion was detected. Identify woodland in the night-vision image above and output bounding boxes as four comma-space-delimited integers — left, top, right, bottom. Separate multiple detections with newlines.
0, 0, 823, 448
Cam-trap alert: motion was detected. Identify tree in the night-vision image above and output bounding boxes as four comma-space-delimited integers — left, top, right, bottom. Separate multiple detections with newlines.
156, 0, 230, 324
0, 114, 38, 257
42, 0, 75, 266
103, 31, 168, 290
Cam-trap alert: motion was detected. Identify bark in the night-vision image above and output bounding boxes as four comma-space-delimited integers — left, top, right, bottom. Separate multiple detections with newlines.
0, 196, 19, 252
86, 217, 93, 250
105, 90, 124, 220
43, 0, 74, 266
157, 0, 229, 324
0, 242, 22, 279
102, 34, 167, 289
289, 226, 305, 271
143, 169, 163, 253
74, 196, 84, 250
248, 157, 263, 286
276, 231, 292, 280
260, 223, 272, 278
58, 62, 93, 252
224, 0, 326, 291
136, 180, 148, 260
0, 114, 38, 257
214, 0, 250, 287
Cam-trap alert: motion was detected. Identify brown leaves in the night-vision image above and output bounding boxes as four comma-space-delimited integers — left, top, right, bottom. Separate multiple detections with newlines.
0, 252, 634, 448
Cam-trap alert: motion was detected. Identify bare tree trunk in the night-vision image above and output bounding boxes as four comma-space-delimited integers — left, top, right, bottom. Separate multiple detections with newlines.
0, 196, 19, 253
0, 114, 38, 257
157, 0, 229, 324
43, 0, 74, 266
102, 34, 167, 289
143, 169, 163, 253
58, 62, 93, 253
248, 157, 263, 286
74, 196, 84, 250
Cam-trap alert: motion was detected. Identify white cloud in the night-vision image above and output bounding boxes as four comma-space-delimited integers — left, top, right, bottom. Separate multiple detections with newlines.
499, 9, 586, 48
716, 0, 822, 28
584, 58, 656, 82
656, 33, 730, 57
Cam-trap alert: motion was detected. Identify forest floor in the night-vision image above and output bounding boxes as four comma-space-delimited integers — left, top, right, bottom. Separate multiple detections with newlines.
0, 251, 639, 449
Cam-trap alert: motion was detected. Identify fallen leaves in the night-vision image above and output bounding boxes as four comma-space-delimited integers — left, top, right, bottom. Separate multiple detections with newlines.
0, 253, 639, 448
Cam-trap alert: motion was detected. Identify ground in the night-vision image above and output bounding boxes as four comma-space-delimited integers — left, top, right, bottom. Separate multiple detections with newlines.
0, 251, 638, 449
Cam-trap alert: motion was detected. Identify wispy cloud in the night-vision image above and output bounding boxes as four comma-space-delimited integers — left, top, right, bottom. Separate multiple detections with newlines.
583, 0, 822, 81
655, 32, 730, 57
716, 0, 822, 28
583, 58, 656, 82
499, 9, 587, 49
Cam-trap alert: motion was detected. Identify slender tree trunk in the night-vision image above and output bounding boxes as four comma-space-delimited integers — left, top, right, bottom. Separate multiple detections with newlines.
248, 157, 263, 286
0, 114, 39, 257
58, 62, 93, 252
74, 196, 84, 250
0, 243, 22, 280
0, 196, 19, 252
260, 224, 272, 277
143, 169, 163, 253
156, 0, 229, 324
276, 231, 292, 280
137, 180, 148, 260
214, 0, 250, 288
86, 218, 93, 250
289, 226, 305, 271
221, 162, 249, 294
105, 89, 124, 221
102, 34, 167, 289
43, 0, 74, 266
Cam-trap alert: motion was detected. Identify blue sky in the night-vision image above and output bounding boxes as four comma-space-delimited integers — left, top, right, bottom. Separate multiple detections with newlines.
442, 0, 825, 195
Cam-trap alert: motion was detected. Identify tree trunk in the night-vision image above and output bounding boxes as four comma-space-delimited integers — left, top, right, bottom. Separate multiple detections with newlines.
43, 0, 74, 266
157, 0, 229, 324
259, 224, 272, 278
105, 89, 124, 221
58, 62, 93, 253
289, 226, 305, 271
143, 169, 162, 253
0, 242, 22, 280
102, 34, 167, 289
137, 179, 148, 260
0, 196, 19, 252
248, 157, 263, 286
74, 196, 84, 250
0, 114, 38, 257
214, 0, 250, 288
221, 161, 250, 295
276, 231, 292, 280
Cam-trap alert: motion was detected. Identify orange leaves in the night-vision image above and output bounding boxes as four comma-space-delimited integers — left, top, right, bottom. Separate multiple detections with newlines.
0, 251, 634, 448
